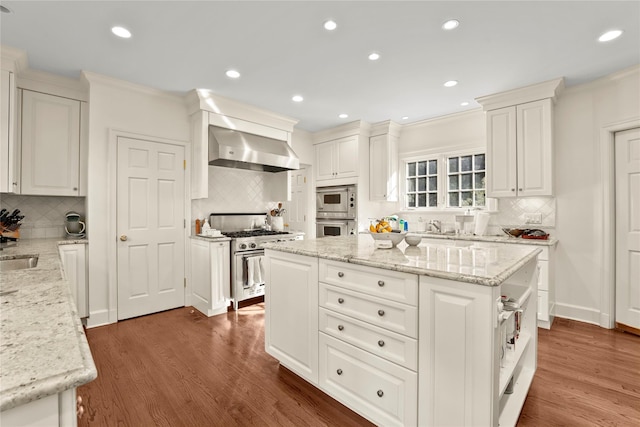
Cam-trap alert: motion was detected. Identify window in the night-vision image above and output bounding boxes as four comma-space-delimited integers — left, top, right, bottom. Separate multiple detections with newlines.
403, 151, 486, 209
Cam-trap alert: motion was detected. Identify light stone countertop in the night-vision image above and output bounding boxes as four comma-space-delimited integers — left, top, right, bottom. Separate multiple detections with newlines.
411, 231, 558, 246
263, 234, 541, 287
0, 238, 96, 411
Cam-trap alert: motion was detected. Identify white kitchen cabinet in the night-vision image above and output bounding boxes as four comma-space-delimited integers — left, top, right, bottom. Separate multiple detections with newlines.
20, 90, 83, 196
58, 244, 89, 319
1, 69, 18, 193
191, 238, 230, 317
315, 136, 358, 183
0, 388, 79, 427
264, 249, 319, 384
369, 132, 399, 201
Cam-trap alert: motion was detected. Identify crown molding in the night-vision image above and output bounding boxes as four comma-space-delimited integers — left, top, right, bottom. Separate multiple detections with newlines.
370, 120, 401, 138
81, 71, 184, 103
475, 77, 565, 111
562, 64, 640, 96
0, 45, 28, 73
312, 120, 372, 144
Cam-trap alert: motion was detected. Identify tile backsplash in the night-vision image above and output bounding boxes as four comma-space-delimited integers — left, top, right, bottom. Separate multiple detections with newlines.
0, 194, 86, 239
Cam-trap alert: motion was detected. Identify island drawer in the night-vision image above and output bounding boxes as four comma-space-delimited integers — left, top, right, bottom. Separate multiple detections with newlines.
319, 333, 417, 427
319, 260, 418, 306
320, 307, 418, 371
320, 283, 418, 338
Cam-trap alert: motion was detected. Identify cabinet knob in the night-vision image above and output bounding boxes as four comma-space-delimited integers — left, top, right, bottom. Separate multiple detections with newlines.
378, 340, 385, 347
120, 235, 128, 241
338, 271, 344, 278
338, 298, 344, 304
338, 324, 344, 331
12, 182, 17, 186
377, 389, 384, 397
337, 369, 343, 375
73, 187, 78, 191
377, 309, 385, 317
518, 188, 523, 192
511, 188, 516, 192
378, 280, 385, 287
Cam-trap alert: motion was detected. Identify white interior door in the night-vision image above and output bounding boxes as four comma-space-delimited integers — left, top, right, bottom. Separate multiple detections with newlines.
287, 166, 309, 233
117, 136, 186, 320
615, 128, 640, 331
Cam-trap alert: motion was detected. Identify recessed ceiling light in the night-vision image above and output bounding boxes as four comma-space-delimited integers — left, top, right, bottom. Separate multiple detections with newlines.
292, 95, 304, 103
111, 26, 132, 39
442, 19, 459, 30
338, 113, 349, 119
444, 80, 458, 87
598, 30, 623, 42
402, 116, 409, 120
225, 69, 241, 79
460, 101, 470, 106
368, 52, 380, 61
0, 5, 12, 13
324, 20, 337, 31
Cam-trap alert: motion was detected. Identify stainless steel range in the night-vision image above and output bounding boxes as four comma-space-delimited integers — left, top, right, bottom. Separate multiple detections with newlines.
209, 213, 302, 310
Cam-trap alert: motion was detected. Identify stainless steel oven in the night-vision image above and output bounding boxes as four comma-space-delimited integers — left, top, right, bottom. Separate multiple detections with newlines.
316, 219, 357, 237
316, 185, 357, 219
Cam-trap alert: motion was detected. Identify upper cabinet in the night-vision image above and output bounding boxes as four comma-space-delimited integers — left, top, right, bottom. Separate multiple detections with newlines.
477, 78, 563, 198
369, 121, 400, 202
20, 90, 85, 196
314, 135, 358, 183
0, 69, 18, 193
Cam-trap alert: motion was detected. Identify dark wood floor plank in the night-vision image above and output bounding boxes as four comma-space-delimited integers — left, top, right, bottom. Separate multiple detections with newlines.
78, 308, 639, 427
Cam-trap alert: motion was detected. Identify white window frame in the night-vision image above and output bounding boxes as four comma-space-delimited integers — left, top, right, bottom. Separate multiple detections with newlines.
400, 146, 487, 212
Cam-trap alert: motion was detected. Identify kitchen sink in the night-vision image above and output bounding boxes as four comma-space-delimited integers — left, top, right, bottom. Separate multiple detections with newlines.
0, 256, 39, 271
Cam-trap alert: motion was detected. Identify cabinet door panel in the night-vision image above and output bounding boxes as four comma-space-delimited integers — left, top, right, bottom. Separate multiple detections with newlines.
517, 99, 553, 196
315, 142, 335, 181
1, 70, 17, 193
335, 136, 358, 178
486, 107, 517, 197
21, 91, 80, 196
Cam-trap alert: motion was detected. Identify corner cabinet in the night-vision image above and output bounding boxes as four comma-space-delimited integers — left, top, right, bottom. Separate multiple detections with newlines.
264, 249, 319, 385
486, 99, 554, 197
19, 90, 86, 196
190, 239, 231, 317
369, 130, 399, 202
58, 243, 89, 319
1, 69, 18, 193
0, 388, 80, 427
315, 136, 358, 183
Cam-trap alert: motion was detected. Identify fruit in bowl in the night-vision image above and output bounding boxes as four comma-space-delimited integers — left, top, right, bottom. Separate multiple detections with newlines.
368, 230, 406, 247
369, 219, 393, 233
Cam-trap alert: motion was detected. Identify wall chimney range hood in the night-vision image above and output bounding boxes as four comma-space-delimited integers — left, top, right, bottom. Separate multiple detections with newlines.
208, 125, 300, 172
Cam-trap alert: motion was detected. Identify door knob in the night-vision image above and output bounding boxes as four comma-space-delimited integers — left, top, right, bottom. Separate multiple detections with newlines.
120, 235, 128, 241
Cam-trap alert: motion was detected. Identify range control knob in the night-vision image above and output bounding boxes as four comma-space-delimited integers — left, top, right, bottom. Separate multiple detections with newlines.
239, 243, 247, 250
250, 243, 257, 249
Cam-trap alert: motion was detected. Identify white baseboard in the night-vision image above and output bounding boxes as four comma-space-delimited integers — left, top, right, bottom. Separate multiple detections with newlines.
85, 309, 115, 328
554, 302, 601, 326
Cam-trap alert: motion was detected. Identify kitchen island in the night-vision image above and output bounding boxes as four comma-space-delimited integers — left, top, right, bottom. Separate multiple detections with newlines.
263, 235, 540, 427
0, 239, 96, 426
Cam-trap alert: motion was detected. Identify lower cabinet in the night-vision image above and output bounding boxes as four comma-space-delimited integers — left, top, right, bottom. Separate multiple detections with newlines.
58, 244, 88, 319
319, 333, 417, 427
0, 388, 80, 427
190, 239, 230, 317
264, 250, 319, 384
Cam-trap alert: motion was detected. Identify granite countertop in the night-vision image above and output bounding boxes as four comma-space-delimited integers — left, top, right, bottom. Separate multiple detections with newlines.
263, 234, 541, 287
412, 231, 558, 246
190, 235, 232, 242
0, 238, 96, 411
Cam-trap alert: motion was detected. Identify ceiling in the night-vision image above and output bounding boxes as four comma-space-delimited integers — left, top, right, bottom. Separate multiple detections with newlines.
1, 1, 638, 132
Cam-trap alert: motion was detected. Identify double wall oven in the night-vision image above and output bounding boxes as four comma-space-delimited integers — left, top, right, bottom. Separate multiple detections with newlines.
209, 213, 302, 309
316, 185, 357, 237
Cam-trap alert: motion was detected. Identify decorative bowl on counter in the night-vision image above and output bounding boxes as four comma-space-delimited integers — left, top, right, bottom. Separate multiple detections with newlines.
368, 231, 406, 248
404, 234, 422, 246
501, 228, 524, 237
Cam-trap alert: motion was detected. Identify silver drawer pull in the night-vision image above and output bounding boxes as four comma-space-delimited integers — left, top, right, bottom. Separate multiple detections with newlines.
338, 325, 344, 331
378, 340, 385, 347
377, 390, 384, 397
378, 280, 385, 287
378, 309, 385, 316
338, 298, 345, 304
337, 369, 343, 375
338, 272, 344, 278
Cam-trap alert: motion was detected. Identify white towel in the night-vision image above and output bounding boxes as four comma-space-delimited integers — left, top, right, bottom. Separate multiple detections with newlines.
253, 257, 264, 285
246, 256, 256, 288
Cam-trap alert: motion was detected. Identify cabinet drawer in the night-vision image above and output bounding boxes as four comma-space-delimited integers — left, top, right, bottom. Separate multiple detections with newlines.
319, 260, 418, 306
320, 283, 417, 338
319, 308, 417, 371
320, 333, 417, 427
538, 290, 549, 321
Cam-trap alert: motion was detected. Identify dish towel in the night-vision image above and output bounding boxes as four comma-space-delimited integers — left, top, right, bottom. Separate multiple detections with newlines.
245, 257, 265, 289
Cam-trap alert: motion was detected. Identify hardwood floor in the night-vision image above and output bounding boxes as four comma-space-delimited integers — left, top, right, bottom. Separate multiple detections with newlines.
78, 307, 640, 427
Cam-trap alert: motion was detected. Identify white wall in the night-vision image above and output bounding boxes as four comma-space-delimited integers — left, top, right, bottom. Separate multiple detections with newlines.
84, 73, 190, 327
394, 65, 640, 326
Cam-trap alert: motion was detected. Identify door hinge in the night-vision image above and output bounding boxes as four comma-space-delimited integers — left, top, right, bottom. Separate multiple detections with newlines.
184, 219, 186, 228
184, 278, 186, 288
304, 176, 306, 184
183, 159, 186, 170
